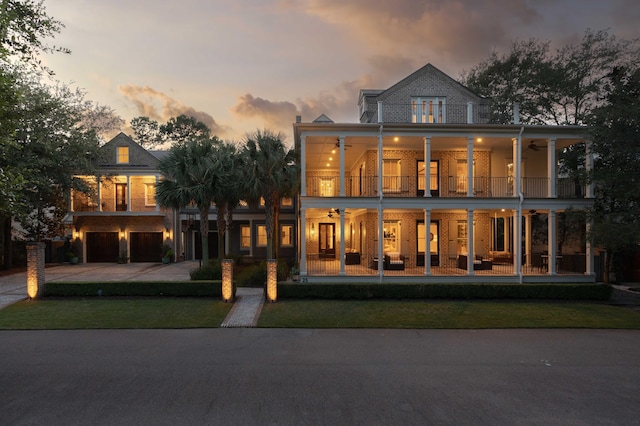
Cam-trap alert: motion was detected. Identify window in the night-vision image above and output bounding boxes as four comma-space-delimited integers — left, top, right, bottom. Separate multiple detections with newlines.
383, 220, 400, 252
319, 178, 335, 197
241, 225, 251, 249
281, 197, 293, 207
417, 160, 439, 195
257, 225, 267, 246
117, 146, 129, 164
281, 225, 293, 247
144, 183, 156, 206
259, 197, 265, 207
417, 222, 439, 255
411, 97, 446, 123
456, 220, 468, 255
238, 200, 248, 208
383, 159, 401, 193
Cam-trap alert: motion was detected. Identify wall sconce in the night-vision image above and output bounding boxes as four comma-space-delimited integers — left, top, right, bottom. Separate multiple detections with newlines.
310, 222, 315, 236
267, 259, 277, 302
120, 226, 125, 239
221, 259, 234, 302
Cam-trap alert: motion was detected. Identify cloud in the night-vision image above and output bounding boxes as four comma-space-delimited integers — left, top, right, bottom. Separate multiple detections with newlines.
118, 85, 228, 136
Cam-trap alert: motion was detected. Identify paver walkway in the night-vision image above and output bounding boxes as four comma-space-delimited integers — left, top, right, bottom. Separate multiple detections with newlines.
221, 287, 265, 328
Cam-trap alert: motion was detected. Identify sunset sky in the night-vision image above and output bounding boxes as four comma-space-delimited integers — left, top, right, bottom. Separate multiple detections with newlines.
42, 0, 640, 143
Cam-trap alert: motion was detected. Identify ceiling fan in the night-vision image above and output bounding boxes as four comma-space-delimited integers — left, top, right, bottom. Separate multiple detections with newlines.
526, 140, 546, 151
335, 138, 352, 149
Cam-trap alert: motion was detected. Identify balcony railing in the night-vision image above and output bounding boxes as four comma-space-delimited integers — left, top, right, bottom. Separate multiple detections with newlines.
364, 102, 492, 124
72, 197, 160, 213
305, 175, 587, 199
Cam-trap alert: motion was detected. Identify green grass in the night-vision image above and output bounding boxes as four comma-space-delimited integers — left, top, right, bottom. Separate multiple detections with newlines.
258, 300, 640, 329
0, 298, 233, 330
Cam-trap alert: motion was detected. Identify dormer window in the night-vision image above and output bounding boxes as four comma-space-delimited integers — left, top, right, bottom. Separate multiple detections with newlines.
117, 146, 129, 164
411, 97, 446, 123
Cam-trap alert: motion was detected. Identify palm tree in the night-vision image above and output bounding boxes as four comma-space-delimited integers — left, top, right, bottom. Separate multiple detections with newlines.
211, 141, 244, 259
242, 129, 298, 259
156, 137, 224, 263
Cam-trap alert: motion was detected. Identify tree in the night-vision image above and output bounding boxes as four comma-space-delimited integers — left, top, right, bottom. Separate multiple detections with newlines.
0, 0, 69, 74
210, 142, 243, 259
242, 129, 298, 259
588, 67, 640, 283
461, 30, 638, 125
156, 137, 225, 264
130, 114, 211, 148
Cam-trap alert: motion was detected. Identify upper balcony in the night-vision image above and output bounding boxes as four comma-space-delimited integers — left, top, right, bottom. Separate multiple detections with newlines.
71, 175, 162, 215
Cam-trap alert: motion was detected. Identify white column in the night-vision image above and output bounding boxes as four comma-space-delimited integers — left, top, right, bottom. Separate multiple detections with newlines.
467, 137, 474, 197
467, 209, 474, 276
378, 208, 384, 278
525, 213, 532, 268
126, 175, 131, 212
514, 209, 522, 276
378, 127, 383, 199
548, 138, 556, 198
300, 209, 307, 276
339, 210, 346, 276
300, 135, 306, 197
424, 137, 431, 197
155, 174, 160, 212
339, 136, 345, 197
425, 209, 431, 275
96, 175, 102, 212
585, 140, 594, 198
585, 219, 594, 277
548, 210, 557, 275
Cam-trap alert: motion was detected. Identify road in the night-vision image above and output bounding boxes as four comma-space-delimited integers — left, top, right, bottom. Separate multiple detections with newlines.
1, 329, 639, 425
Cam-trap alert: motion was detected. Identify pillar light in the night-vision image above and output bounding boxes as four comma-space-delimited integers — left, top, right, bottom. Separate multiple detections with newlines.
221, 259, 234, 302
267, 259, 277, 302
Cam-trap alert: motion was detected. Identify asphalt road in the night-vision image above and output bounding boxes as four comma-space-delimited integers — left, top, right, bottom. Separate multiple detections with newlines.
1, 329, 639, 425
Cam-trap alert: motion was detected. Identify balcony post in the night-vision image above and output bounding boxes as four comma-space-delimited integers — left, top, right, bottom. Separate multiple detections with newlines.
467, 102, 473, 124
339, 136, 345, 197
585, 140, 594, 198
155, 174, 160, 212
513, 208, 522, 277
339, 210, 346, 276
548, 210, 557, 275
300, 208, 307, 276
548, 138, 556, 198
96, 175, 102, 212
300, 134, 306, 197
467, 137, 474, 197
424, 136, 431, 197
126, 175, 131, 212
424, 209, 431, 275
467, 209, 474, 276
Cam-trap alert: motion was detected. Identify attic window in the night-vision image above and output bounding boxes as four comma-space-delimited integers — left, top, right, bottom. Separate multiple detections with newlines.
411, 97, 446, 123
117, 146, 129, 164
116, 146, 129, 164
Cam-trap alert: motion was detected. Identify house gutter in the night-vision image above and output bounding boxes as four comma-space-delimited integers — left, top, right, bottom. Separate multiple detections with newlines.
517, 125, 524, 284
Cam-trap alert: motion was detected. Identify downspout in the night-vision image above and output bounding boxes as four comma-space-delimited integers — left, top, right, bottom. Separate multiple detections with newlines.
517, 126, 524, 284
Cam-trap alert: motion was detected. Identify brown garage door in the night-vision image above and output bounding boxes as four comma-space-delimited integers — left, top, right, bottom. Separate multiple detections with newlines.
86, 232, 119, 262
130, 232, 163, 262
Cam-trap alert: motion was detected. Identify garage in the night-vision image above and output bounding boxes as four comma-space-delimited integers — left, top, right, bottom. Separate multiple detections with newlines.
130, 232, 163, 262
86, 232, 119, 262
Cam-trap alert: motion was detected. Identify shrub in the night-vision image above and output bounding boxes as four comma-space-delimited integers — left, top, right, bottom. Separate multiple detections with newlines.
43, 281, 221, 297
190, 259, 222, 280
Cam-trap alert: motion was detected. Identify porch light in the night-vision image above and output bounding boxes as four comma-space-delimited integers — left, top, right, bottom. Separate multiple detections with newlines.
267, 259, 277, 302
310, 222, 315, 236
221, 259, 234, 302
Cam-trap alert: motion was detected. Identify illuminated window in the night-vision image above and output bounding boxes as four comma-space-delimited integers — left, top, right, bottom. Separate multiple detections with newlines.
411, 97, 446, 123
281, 225, 293, 247
257, 225, 267, 246
144, 183, 156, 206
281, 197, 293, 207
238, 200, 248, 208
259, 197, 265, 207
117, 146, 129, 164
241, 225, 251, 249
383, 159, 401, 193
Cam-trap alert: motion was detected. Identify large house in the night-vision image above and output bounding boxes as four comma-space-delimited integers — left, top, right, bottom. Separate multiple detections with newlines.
68, 133, 297, 263
293, 64, 595, 283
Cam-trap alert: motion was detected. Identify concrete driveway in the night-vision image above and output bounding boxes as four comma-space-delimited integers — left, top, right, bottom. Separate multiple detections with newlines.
0, 328, 639, 425
0, 262, 199, 309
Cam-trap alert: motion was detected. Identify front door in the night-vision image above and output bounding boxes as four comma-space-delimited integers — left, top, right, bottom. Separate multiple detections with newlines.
319, 223, 335, 259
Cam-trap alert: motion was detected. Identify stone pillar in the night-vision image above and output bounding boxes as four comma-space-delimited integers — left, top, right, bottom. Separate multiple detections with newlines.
221, 259, 234, 302
27, 242, 46, 299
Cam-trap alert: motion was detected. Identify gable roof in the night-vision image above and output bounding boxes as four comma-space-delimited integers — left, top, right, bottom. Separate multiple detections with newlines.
98, 132, 160, 169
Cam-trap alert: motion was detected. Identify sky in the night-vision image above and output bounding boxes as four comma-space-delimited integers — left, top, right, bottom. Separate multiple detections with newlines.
41, 0, 640, 144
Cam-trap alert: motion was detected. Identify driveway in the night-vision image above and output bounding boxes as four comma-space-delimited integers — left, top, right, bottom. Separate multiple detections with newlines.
0, 329, 639, 425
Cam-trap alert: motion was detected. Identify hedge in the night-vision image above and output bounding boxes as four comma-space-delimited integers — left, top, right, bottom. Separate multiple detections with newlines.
43, 281, 223, 297
277, 283, 613, 300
